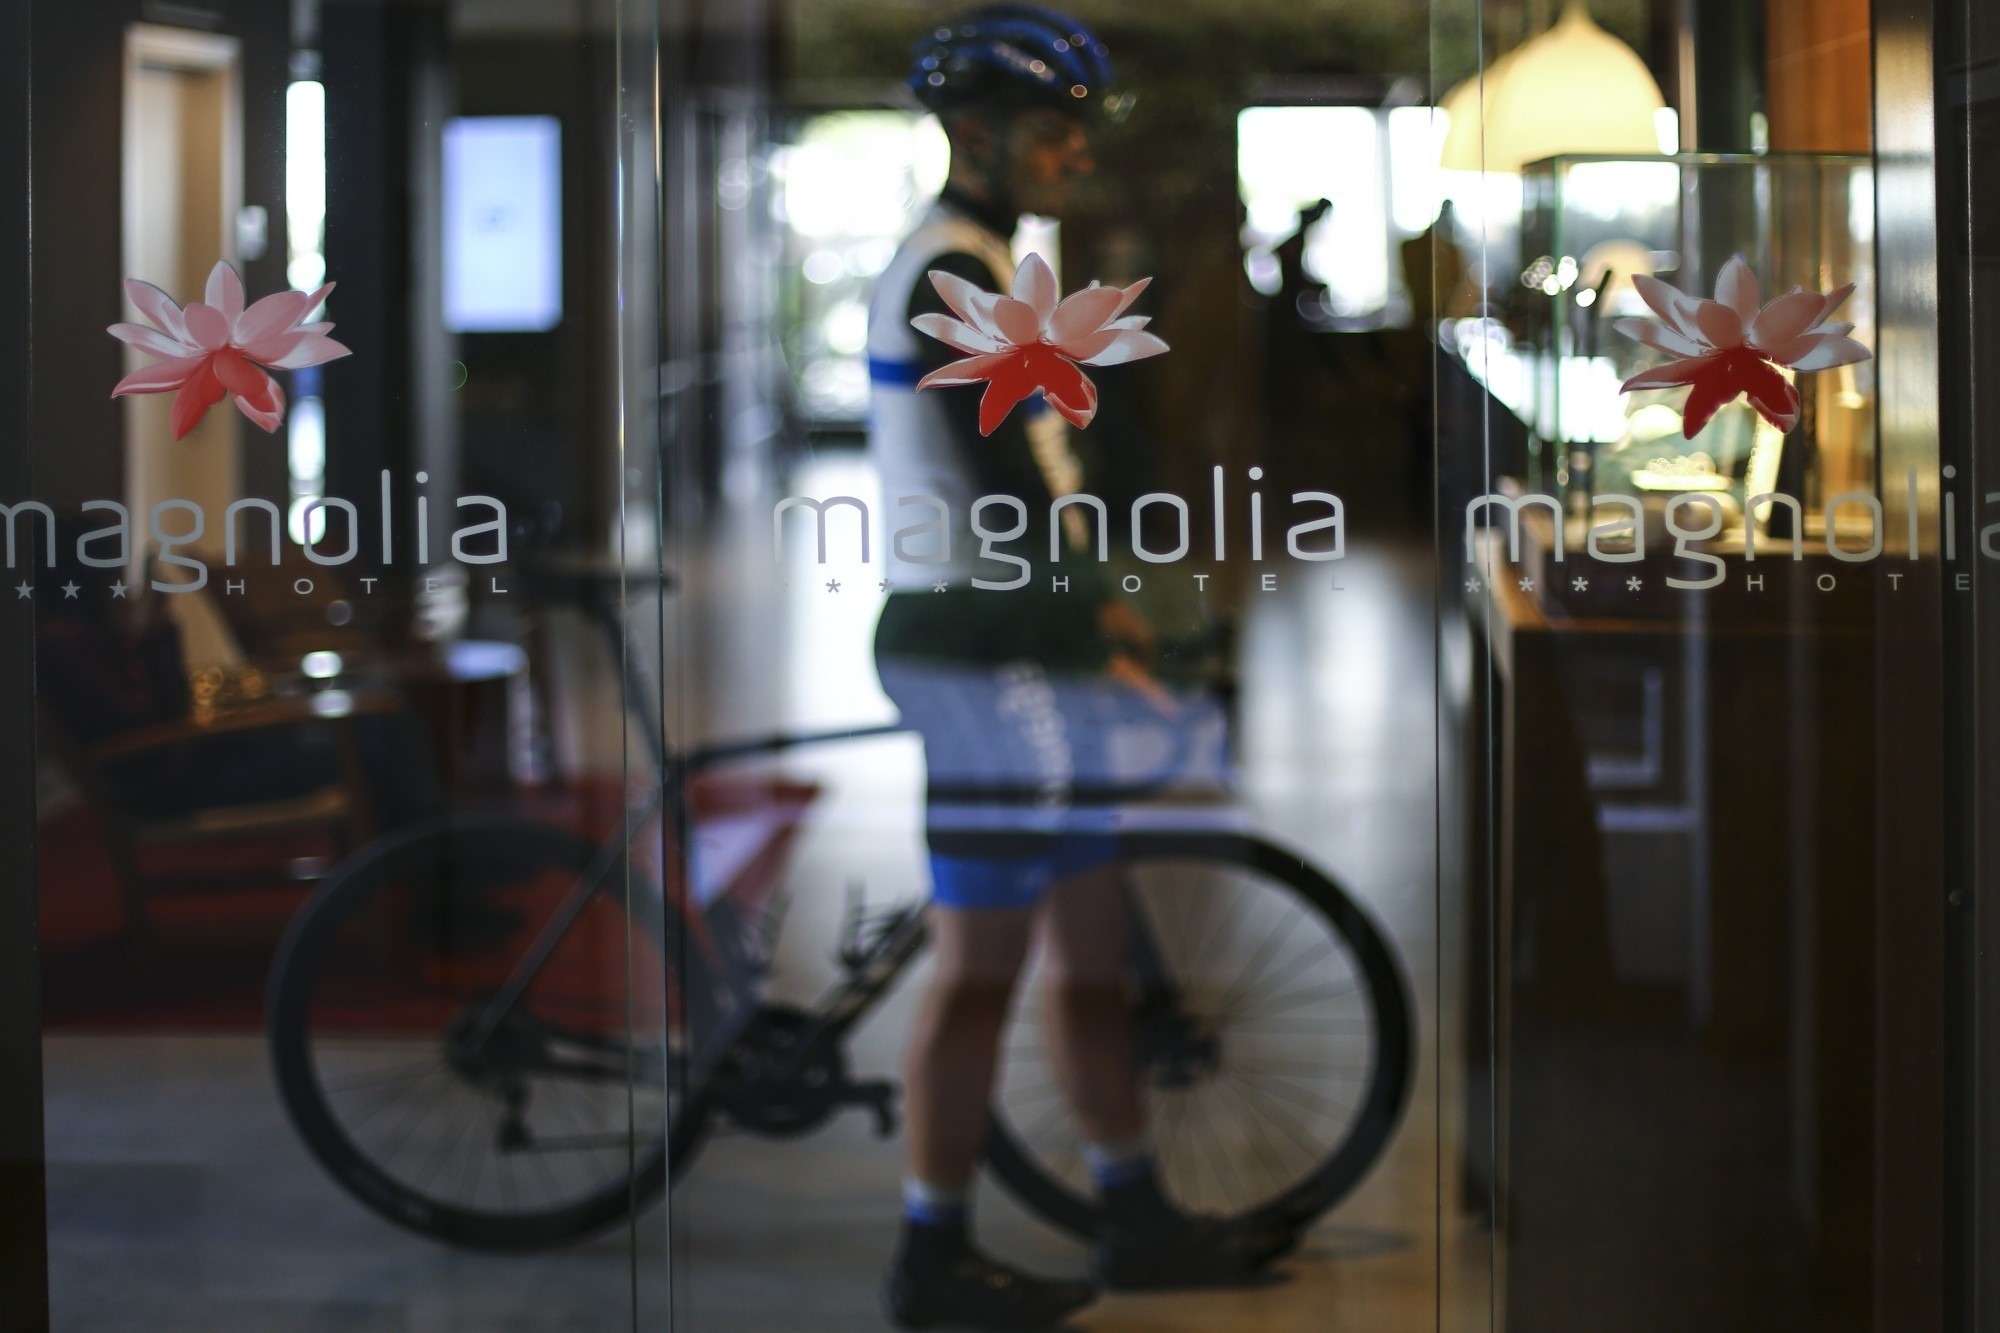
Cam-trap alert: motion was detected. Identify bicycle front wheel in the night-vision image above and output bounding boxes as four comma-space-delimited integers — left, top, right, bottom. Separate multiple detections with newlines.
267, 815, 688, 1251
984, 831, 1412, 1240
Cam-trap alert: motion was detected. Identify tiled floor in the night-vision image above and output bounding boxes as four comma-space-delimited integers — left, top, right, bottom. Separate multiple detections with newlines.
41, 461, 1492, 1329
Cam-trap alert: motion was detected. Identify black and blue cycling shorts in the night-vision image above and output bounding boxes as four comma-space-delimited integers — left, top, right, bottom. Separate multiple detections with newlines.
876, 656, 1123, 912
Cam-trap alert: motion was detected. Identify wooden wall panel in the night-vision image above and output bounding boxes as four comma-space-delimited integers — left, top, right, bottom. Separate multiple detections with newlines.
1768, 0, 1874, 153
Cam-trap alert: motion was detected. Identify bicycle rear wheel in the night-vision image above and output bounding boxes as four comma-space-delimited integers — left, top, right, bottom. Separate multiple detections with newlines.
984, 831, 1411, 1240
267, 815, 698, 1251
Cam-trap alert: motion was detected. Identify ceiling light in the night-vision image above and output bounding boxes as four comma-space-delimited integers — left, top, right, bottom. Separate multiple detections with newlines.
1440, 2, 1669, 174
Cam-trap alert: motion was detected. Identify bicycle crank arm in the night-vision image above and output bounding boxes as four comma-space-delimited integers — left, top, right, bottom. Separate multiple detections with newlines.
833, 1078, 899, 1138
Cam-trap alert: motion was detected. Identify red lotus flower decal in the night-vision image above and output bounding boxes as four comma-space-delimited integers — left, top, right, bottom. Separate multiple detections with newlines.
109, 261, 352, 439
1616, 255, 1872, 438
912, 254, 1169, 435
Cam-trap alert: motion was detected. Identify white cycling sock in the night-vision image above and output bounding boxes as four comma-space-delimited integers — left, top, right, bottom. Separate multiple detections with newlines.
1083, 1137, 1155, 1191
902, 1178, 971, 1227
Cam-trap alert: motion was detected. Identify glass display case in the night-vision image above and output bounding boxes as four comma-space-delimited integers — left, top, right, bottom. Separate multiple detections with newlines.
1513, 152, 1875, 554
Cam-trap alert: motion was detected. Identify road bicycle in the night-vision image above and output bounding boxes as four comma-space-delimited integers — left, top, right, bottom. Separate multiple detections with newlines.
265, 574, 1413, 1252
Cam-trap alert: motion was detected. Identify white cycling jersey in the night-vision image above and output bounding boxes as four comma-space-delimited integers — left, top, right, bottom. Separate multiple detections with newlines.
866, 198, 1018, 585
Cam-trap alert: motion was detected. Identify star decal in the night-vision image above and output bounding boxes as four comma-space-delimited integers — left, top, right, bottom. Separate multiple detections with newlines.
1463, 578, 1483, 594
1518, 577, 1535, 593
825, 579, 842, 593
110, 581, 129, 599
933, 580, 950, 593
60, 582, 80, 599
1627, 576, 1644, 591
13, 582, 30, 600
879, 579, 894, 592
1572, 576, 1590, 592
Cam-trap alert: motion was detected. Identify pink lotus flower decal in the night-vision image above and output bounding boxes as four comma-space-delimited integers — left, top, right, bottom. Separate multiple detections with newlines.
109, 261, 351, 439
912, 254, 1168, 435
1616, 255, 1871, 438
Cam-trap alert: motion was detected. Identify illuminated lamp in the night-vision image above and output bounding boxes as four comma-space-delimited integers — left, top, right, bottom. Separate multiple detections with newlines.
1439, 2, 1669, 173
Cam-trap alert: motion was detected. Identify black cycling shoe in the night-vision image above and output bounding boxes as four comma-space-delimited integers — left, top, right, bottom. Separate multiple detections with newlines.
883, 1248, 1096, 1331
1091, 1206, 1297, 1292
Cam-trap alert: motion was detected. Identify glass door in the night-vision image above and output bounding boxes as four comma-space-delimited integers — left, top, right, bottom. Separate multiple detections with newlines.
645, 5, 1469, 1329
5, 1, 1996, 1331
1434, 0, 1974, 1328
9, 1, 667, 1327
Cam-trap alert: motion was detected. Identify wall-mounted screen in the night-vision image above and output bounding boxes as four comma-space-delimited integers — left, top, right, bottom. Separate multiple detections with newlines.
443, 115, 561, 333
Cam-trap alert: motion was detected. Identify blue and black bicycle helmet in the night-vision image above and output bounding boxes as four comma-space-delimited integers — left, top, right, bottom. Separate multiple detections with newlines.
909, 5, 1124, 120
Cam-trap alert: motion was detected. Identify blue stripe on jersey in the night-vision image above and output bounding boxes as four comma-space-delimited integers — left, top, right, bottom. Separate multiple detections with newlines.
868, 355, 927, 387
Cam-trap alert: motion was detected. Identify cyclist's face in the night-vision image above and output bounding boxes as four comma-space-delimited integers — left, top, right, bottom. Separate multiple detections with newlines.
1002, 109, 1095, 217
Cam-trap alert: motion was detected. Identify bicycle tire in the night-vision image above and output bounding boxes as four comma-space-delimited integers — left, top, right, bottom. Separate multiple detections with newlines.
981, 830, 1412, 1241
267, 814, 709, 1251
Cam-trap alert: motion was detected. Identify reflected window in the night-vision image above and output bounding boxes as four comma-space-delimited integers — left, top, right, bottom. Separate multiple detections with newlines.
773, 111, 949, 428
1237, 105, 1448, 327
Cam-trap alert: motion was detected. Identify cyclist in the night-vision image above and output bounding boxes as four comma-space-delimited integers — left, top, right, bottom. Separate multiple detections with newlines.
867, 8, 1290, 1328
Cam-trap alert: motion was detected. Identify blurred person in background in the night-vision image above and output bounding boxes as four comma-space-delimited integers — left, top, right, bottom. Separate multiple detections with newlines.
867, 8, 1290, 1328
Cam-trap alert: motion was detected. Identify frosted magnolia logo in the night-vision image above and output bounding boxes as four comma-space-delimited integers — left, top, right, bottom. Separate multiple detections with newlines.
109, 262, 352, 438
772, 471, 2000, 602
775, 467, 1347, 595
911, 254, 1169, 435
1616, 256, 1873, 437
21, 264, 511, 599
0, 473, 509, 598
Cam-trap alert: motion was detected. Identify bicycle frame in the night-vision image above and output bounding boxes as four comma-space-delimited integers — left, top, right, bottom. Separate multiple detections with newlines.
462, 578, 906, 1079
459, 572, 1201, 1117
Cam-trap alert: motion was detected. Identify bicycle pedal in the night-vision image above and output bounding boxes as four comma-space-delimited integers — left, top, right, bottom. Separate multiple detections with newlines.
838, 1078, 900, 1138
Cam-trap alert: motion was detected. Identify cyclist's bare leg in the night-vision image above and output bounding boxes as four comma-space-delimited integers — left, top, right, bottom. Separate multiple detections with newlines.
1037, 863, 1143, 1142
904, 903, 1036, 1187
1037, 865, 1296, 1285
890, 900, 1093, 1327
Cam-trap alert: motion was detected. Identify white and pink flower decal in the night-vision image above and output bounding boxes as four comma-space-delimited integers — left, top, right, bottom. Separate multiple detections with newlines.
108, 261, 351, 439
912, 253, 1169, 435
1616, 255, 1872, 438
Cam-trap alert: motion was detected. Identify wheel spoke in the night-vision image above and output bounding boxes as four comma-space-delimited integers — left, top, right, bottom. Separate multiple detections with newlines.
273, 822, 683, 1245
987, 845, 1407, 1237
1212, 1074, 1291, 1200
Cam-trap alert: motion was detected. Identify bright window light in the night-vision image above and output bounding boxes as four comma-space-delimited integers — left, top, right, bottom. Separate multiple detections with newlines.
773, 112, 950, 424
286, 81, 329, 539
1241, 106, 1443, 324
286, 80, 326, 293
776, 112, 948, 240
1654, 107, 1682, 156
287, 389, 327, 545
1387, 106, 1450, 235
1564, 160, 1681, 221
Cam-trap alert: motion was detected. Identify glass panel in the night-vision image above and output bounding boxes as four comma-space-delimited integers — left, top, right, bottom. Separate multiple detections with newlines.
18, 2, 658, 1327
12, 0, 1997, 1329
1943, 0, 2000, 1311
1435, 0, 1968, 1327
647, 5, 1459, 1330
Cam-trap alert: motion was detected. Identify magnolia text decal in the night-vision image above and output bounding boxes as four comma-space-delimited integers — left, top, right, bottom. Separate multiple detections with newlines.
0, 472, 508, 599
770, 470, 1994, 598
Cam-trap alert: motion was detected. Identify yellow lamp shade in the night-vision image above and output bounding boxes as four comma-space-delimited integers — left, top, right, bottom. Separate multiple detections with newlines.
1440, 2, 1668, 173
